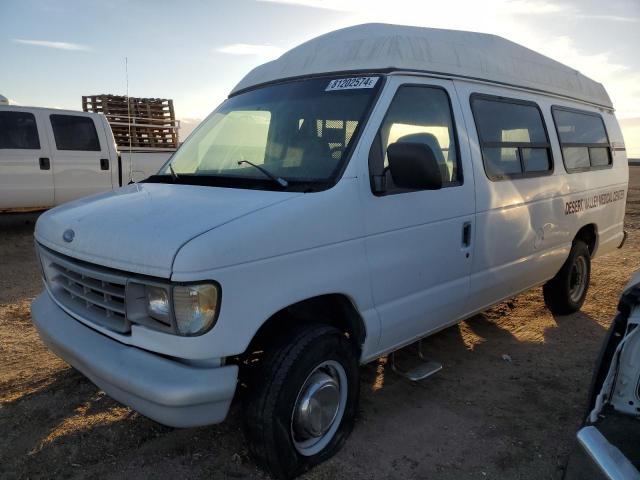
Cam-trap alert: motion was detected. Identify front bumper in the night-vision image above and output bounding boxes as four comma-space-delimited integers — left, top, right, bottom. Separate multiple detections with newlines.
31, 292, 238, 428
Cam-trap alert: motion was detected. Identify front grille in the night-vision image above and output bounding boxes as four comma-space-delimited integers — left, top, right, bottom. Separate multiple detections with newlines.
39, 246, 130, 334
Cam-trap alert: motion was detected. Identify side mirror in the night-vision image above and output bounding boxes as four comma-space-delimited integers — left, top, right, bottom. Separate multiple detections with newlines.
387, 142, 442, 190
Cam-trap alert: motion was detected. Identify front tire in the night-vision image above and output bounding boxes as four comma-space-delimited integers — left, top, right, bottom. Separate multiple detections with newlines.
243, 325, 359, 479
543, 240, 591, 314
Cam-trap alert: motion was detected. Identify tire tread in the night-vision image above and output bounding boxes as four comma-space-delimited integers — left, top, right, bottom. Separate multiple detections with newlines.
543, 240, 590, 315
243, 324, 344, 479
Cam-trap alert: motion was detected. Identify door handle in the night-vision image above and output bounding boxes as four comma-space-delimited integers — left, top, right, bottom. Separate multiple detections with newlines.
462, 222, 472, 247
39, 157, 50, 170
100, 158, 109, 170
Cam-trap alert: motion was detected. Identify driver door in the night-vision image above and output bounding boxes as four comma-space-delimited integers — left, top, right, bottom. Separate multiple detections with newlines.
361, 77, 476, 351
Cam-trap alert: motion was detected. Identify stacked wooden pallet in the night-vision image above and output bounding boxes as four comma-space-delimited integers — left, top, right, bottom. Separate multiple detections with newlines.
82, 95, 179, 151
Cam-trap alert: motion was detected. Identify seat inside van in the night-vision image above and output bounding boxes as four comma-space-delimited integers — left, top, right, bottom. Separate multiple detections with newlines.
396, 132, 451, 183
281, 118, 333, 178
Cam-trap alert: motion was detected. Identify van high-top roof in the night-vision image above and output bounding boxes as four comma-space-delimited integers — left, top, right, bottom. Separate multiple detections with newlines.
231, 23, 611, 109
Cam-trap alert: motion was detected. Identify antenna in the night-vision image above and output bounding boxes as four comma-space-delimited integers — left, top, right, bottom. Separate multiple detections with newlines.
125, 57, 134, 183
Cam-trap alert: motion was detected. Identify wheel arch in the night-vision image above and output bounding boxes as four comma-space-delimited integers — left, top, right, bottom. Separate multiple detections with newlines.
241, 293, 367, 360
574, 223, 598, 256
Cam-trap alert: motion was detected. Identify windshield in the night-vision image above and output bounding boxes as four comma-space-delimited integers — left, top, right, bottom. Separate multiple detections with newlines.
160, 76, 382, 190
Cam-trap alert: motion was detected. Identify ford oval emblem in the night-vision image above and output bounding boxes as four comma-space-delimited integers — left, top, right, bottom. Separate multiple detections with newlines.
63, 229, 75, 243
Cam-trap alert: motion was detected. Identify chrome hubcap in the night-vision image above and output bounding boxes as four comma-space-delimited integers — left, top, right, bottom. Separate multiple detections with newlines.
293, 371, 340, 438
291, 360, 347, 456
569, 255, 587, 303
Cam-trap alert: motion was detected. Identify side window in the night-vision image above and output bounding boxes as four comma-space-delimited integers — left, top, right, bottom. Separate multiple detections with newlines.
471, 95, 552, 181
50, 114, 101, 151
0, 111, 40, 149
369, 85, 461, 193
551, 107, 611, 172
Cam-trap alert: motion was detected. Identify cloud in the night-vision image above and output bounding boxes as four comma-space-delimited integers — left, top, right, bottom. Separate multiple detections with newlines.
215, 43, 285, 62
216, 43, 285, 58
575, 14, 639, 23
258, 0, 566, 14
257, 0, 353, 11
12, 39, 91, 51
500, 0, 566, 14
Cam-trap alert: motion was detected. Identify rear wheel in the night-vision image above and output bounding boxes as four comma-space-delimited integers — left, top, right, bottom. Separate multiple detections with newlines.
243, 324, 359, 479
543, 240, 591, 315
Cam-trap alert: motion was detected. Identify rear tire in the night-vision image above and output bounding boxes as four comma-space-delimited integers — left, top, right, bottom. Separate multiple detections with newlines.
243, 324, 359, 479
543, 240, 591, 315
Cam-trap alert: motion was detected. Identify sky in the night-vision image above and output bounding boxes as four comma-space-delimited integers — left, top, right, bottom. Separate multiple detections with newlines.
1, 0, 639, 157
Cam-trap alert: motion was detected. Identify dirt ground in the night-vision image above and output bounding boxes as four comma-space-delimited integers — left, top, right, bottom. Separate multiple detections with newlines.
1, 169, 639, 480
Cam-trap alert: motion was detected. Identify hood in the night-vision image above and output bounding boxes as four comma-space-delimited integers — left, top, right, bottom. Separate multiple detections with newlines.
35, 183, 300, 278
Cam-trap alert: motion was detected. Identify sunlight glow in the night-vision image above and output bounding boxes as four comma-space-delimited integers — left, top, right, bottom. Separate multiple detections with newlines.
372, 356, 387, 391
31, 392, 131, 452
248, 0, 640, 156
459, 322, 486, 350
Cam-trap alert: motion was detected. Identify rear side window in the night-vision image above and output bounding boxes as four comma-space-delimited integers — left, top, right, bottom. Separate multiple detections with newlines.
50, 114, 101, 151
471, 95, 552, 181
0, 111, 40, 149
551, 107, 611, 172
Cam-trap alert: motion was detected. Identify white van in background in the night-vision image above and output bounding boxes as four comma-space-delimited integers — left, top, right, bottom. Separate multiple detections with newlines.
30, 24, 628, 479
0, 106, 172, 211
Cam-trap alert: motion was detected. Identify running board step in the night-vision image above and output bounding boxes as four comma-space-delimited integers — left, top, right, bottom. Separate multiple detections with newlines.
390, 340, 443, 381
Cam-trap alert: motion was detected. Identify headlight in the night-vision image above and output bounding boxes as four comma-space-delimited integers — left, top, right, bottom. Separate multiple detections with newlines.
126, 281, 220, 336
173, 284, 219, 335
146, 286, 171, 325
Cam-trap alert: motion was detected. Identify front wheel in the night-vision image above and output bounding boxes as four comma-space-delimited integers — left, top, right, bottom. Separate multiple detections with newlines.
543, 240, 591, 315
243, 325, 359, 479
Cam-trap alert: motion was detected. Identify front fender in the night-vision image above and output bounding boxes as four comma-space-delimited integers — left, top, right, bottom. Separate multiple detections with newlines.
171, 178, 381, 359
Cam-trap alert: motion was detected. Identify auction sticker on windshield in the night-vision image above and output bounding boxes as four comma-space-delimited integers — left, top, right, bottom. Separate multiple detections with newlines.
325, 77, 379, 91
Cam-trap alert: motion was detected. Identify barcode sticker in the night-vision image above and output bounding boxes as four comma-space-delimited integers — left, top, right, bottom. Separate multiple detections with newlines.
325, 77, 378, 91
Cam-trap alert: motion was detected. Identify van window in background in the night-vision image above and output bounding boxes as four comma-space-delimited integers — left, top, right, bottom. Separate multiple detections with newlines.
0, 111, 40, 149
50, 114, 101, 151
163, 76, 382, 191
369, 85, 460, 193
471, 95, 552, 180
552, 107, 611, 172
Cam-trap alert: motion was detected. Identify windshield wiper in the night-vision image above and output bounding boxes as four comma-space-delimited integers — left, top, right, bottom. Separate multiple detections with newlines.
237, 160, 288, 188
168, 162, 179, 182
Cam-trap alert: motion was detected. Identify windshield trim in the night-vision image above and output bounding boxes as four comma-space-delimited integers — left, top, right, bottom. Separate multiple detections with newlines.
229, 70, 390, 98
143, 173, 332, 193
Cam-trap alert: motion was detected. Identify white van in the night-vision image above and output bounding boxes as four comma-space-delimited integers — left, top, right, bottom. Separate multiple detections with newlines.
31, 24, 628, 478
0, 106, 171, 211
